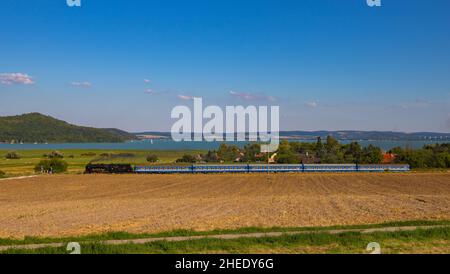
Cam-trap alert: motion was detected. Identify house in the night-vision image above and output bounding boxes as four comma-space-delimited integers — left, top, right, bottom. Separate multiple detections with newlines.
383, 153, 396, 164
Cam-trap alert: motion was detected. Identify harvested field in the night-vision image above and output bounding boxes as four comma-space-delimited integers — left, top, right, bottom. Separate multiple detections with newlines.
0, 173, 449, 238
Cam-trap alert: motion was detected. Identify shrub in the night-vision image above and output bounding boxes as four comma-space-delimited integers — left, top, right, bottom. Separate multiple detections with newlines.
34, 158, 68, 173
0, 170, 5, 178
176, 154, 197, 163
81, 153, 97, 157
146, 154, 159, 163
116, 153, 135, 158
50, 150, 64, 158
98, 153, 135, 159
5, 151, 20, 159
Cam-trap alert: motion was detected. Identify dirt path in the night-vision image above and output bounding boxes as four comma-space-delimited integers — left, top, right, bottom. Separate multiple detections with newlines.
0, 225, 447, 252
1, 173, 450, 238
0, 175, 39, 181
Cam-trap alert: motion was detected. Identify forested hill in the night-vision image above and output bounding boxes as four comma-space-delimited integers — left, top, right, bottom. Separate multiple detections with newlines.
0, 113, 136, 143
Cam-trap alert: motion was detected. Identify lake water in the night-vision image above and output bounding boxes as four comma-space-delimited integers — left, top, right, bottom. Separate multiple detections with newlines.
0, 139, 447, 151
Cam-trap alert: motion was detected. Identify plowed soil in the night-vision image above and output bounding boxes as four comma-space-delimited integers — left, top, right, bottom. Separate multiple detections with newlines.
1, 173, 449, 238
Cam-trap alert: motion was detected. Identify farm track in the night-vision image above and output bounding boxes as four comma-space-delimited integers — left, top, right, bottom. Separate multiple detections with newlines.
0, 173, 449, 238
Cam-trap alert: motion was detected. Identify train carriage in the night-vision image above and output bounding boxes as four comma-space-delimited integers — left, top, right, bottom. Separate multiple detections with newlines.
90, 164, 410, 174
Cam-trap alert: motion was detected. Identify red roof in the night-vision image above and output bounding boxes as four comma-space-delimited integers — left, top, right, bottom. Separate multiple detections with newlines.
383, 153, 396, 164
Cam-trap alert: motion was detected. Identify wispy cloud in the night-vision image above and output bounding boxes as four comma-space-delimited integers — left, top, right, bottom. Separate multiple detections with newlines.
178, 94, 194, 101
144, 89, 156, 95
399, 99, 430, 109
144, 79, 151, 83
385, 99, 431, 110
0, 73, 34, 85
305, 101, 318, 108
70, 81, 92, 88
229, 90, 277, 102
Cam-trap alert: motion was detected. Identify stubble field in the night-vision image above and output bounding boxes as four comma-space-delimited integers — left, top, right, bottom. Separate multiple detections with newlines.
0, 172, 449, 238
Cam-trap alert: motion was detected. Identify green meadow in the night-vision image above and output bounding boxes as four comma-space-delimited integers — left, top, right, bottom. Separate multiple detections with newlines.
0, 149, 204, 176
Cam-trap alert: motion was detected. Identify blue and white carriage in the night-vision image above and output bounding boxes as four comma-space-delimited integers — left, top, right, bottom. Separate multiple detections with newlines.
134, 164, 410, 174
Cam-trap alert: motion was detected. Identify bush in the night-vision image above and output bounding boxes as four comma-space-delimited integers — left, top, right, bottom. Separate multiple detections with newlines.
0, 170, 5, 178
34, 158, 68, 173
50, 150, 64, 158
146, 154, 159, 163
176, 154, 197, 163
81, 152, 97, 157
99, 153, 135, 159
5, 151, 20, 159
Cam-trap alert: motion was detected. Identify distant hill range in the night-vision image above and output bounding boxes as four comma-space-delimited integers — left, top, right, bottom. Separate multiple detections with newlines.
1, 113, 448, 143
135, 131, 450, 141
278, 131, 450, 141
0, 113, 136, 143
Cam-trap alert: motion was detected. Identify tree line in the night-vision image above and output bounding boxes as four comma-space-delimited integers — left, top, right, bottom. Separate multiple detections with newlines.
176, 136, 450, 168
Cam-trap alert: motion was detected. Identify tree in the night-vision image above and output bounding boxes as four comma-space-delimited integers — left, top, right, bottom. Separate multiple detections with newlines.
275, 140, 299, 164
343, 142, 362, 163
34, 158, 68, 173
361, 145, 383, 164
315, 136, 344, 164
241, 143, 261, 162
203, 151, 219, 163
325, 136, 339, 153
217, 144, 240, 162
315, 137, 325, 158
5, 151, 20, 159
146, 154, 158, 163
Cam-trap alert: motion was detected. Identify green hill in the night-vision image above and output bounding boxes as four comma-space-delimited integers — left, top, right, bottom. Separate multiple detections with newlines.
0, 113, 136, 143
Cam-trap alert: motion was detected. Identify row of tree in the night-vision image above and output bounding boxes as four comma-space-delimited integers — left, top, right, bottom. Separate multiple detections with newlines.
390, 144, 450, 168
176, 137, 450, 168
276, 137, 383, 164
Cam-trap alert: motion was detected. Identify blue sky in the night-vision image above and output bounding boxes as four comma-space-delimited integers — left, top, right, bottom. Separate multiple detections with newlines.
1, 0, 449, 132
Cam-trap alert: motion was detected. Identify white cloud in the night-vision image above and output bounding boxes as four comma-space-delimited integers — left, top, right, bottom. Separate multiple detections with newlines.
145, 89, 155, 95
385, 99, 431, 110
399, 100, 430, 109
305, 101, 318, 108
70, 81, 92, 88
178, 94, 194, 101
229, 90, 277, 102
0, 73, 34, 85
144, 79, 151, 83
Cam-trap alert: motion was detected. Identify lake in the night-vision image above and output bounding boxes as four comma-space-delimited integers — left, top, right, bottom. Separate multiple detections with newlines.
0, 139, 447, 151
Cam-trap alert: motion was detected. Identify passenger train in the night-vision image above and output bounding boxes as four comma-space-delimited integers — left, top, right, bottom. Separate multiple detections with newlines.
133, 164, 410, 174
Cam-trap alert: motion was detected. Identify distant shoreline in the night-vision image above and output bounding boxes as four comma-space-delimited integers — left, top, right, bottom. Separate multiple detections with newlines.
0, 139, 448, 152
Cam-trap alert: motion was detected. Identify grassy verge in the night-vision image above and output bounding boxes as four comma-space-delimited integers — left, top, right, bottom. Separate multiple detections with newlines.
1, 220, 449, 247
2, 226, 450, 254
